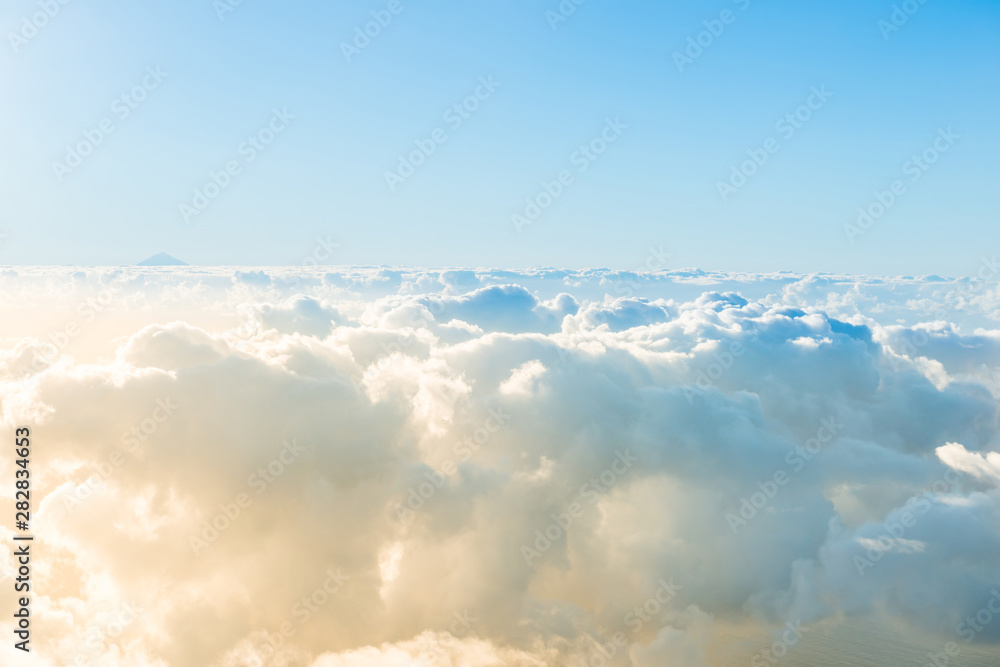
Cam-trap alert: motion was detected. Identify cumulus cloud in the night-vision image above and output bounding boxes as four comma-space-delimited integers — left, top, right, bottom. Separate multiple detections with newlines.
937, 442, 1000, 485
0, 267, 999, 666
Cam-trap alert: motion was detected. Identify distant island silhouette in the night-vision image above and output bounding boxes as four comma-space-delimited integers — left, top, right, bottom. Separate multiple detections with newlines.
138, 253, 187, 266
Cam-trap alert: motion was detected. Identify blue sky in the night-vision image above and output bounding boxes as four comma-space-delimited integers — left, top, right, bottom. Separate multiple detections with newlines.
0, 0, 997, 273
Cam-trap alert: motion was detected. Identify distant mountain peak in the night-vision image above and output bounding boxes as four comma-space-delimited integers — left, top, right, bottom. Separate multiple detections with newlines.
138, 252, 187, 266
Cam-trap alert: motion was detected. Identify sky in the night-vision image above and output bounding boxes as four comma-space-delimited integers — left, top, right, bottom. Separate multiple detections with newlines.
0, 0, 997, 273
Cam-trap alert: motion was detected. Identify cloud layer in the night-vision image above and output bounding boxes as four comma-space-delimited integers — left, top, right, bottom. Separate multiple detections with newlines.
1, 266, 999, 666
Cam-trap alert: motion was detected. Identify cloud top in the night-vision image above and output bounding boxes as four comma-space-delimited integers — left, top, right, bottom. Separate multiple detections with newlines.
1, 268, 998, 666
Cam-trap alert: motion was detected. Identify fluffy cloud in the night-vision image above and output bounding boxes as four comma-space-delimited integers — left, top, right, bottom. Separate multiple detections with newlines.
0, 267, 999, 666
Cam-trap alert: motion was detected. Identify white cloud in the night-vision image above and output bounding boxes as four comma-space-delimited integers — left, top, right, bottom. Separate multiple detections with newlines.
937, 442, 1000, 485
1, 268, 999, 665
499, 360, 546, 396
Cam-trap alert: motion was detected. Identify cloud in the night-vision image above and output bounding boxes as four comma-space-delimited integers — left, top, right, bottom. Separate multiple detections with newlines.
937, 442, 1000, 485
310, 631, 553, 667
628, 607, 713, 667
1, 268, 999, 665
415, 285, 578, 334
